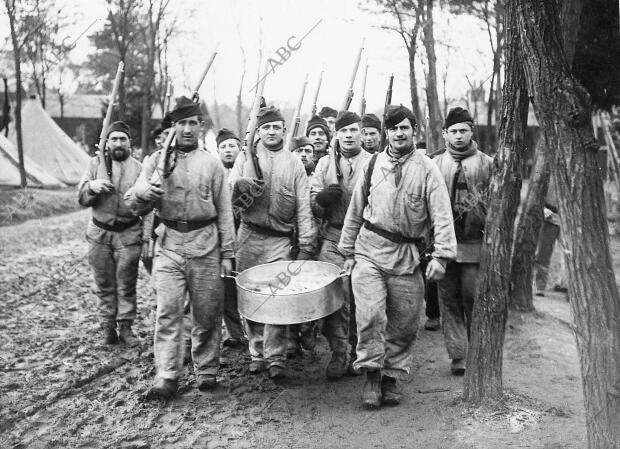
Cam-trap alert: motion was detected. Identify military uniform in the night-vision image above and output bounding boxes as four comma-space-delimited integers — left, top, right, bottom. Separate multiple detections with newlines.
78, 121, 142, 345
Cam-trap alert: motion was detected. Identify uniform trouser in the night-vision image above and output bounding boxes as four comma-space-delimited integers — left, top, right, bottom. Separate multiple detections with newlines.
223, 262, 245, 341
535, 221, 560, 291
351, 257, 424, 379
88, 237, 141, 325
437, 262, 479, 360
236, 225, 291, 368
153, 246, 224, 380
318, 239, 351, 355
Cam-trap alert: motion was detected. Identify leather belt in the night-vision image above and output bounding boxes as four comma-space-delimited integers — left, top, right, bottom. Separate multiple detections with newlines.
328, 223, 344, 230
93, 217, 140, 232
363, 220, 423, 245
243, 221, 293, 238
161, 217, 217, 233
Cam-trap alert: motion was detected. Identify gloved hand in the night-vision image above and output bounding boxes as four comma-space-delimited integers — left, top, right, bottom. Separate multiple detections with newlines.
296, 250, 314, 261
89, 179, 115, 195
234, 177, 264, 196
315, 184, 343, 207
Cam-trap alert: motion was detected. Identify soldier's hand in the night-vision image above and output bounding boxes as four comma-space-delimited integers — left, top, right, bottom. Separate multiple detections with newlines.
220, 258, 234, 278
426, 258, 447, 281
235, 177, 264, 196
141, 184, 164, 202
342, 257, 356, 276
315, 184, 343, 207
89, 179, 115, 195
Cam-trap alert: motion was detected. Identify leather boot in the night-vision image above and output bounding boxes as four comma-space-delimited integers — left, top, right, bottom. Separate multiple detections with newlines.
362, 369, 382, 409
326, 353, 348, 380
100, 322, 118, 345
197, 374, 217, 391
117, 320, 139, 347
381, 375, 402, 406
147, 378, 178, 400
451, 358, 466, 376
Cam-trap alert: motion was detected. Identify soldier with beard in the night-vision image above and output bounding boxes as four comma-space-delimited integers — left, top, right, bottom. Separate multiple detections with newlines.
361, 113, 382, 154
305, 115, 331, 166
78, 121, 143, 347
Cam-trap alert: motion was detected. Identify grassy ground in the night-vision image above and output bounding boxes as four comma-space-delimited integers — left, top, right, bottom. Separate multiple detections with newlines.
0, 187, 82, 226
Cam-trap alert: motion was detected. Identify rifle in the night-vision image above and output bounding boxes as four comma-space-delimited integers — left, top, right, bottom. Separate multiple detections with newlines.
242, 62, 268, 180
151, 50, 217, 186
285, 74, 309, 149
329, 43, 364, 183
310, 70, 323, 118
358, 62, 368, 117
97, 61, 124, 181
379, 74, 394, 152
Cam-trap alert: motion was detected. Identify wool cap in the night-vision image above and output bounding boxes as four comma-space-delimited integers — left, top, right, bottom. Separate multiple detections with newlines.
257, 105, 285, 127
290, 136, 314, 152
107, 121, 131, 138
335, 110, 361, 131
305, 115, 331, 140
170, 96, 202, 122
216, 128, 240, 147
361, 113, 381, 130
384, 104, 417, 129
319, 106, 337, 119
444, 107, 474, 129
161, 111, 173, 130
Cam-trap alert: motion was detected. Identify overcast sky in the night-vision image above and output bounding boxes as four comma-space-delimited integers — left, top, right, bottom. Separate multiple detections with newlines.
2, 0, 494, 115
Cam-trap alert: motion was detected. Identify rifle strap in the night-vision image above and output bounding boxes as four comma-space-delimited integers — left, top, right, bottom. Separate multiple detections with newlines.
361, 152, 379, 210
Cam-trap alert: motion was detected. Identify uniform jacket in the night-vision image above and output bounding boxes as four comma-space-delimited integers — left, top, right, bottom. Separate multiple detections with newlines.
229, 140, 316, 252
310, 149, 371, 242
126, 147, 235, 259
338, 149, 457, 275
433, 144, 493, 262
78, 155, 143, 245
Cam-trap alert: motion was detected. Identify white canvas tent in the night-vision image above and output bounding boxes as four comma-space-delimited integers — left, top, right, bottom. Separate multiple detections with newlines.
8, 98, 89, 185
0, 133, 65, 188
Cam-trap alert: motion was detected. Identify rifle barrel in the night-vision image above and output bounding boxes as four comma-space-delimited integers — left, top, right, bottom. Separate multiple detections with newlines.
97, 61, 124, 179
340, 44, 363, 111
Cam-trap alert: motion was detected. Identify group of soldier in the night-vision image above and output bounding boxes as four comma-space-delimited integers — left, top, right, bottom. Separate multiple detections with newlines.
78, 94, 492, 409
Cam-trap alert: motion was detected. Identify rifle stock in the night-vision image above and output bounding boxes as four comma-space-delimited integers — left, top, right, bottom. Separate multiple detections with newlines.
309, 70, 323, 119
97, 61, 124, 181
243, 62, 268, 179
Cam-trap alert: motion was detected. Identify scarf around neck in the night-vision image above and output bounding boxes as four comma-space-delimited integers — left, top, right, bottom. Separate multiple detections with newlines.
339, 145, 362, 159
447, 140, 477, 161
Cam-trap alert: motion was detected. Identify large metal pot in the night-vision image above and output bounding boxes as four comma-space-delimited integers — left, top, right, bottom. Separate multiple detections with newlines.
232, 260, 345, 325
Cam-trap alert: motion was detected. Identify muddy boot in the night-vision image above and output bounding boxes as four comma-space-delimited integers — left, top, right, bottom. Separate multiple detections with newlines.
362, 370, 382, 409
268, 365, 286, 380
147, 378, 178, 400
117, 320, 139, 347
326, 352, 348, 380
100, 322, 118, 345
249, 360, 266, 375
451, 358, 466, 376
424, 317, 440, 331
380, 375, 402, 406
197, 374, 217, 391
299, 323, 316, 350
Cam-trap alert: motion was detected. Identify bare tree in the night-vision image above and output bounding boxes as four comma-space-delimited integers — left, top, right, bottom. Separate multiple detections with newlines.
463, 0, 528, 402
516, 1, 620, 446
420, 0, 443, 152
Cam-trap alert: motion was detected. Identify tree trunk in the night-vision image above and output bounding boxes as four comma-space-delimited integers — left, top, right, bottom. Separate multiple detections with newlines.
421, 0, 443, 153
407, 46, 422, 128
509, 139, 547, 311
508, 0, 584, 312
463, 0, 528, 403
516, 1, 620, 447
6, 0, 27, 188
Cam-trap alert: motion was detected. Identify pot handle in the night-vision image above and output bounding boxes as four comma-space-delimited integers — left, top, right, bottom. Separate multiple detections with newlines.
221, 270, 239, 279
338, 269, 350, 278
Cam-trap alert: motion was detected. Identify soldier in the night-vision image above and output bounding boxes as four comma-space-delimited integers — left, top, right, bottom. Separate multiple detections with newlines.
339, 105, 456, 409
361, 113, 382, 154
290, 136, 315, 176
311, 110, 371, 379
127, 97, 235, 398
230, 105, 316, 379
306, 115, 331, 166
78, 121, 143, 346
215, 127, 246, 349
319, 106, 338, 135
434, 107, 493, 376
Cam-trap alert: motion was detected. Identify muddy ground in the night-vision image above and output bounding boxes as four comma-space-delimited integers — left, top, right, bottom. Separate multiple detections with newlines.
0, 209, 601, 448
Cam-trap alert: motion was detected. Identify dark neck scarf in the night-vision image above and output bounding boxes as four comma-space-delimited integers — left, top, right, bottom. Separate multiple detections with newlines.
339, 145, 362, 159
386, 144, 416, 186
447, 140, 477, 161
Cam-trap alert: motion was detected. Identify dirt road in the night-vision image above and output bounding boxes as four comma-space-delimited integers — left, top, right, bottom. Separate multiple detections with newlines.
1, 210, 589, 448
